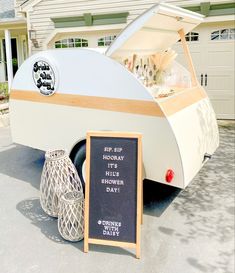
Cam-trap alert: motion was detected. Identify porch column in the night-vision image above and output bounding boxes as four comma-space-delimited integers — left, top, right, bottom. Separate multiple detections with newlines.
4, 29, 13, 93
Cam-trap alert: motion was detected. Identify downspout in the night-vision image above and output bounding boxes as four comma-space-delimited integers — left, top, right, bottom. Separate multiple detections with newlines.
26, 11, 32, 56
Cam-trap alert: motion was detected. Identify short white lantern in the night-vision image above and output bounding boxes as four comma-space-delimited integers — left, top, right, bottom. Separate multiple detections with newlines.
58, 191, 84, 242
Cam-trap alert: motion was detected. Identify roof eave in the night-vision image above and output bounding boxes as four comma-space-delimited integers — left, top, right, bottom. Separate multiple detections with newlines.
0, 18, 27, 26
19, 0, 43, 11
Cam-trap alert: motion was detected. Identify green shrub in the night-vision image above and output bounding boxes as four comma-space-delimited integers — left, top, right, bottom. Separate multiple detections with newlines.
0, 82, 9, 98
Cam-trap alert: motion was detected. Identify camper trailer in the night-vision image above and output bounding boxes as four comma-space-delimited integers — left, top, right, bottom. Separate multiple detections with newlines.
10, 3, 219, 189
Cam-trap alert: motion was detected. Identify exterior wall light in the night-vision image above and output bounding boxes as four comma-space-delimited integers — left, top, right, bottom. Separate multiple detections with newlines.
29, 30, 39, 48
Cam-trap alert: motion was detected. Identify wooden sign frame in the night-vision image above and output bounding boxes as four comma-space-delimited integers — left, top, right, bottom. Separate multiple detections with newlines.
84, 131, 142, 259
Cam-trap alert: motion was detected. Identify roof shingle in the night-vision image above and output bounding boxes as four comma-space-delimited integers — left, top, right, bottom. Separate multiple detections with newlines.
0, 0, 15, 19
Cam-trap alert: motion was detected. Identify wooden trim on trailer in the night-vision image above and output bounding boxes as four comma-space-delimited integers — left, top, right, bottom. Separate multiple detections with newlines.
10, 87, 207, 117
10, 90, 165, 117
159, 87, 207, 116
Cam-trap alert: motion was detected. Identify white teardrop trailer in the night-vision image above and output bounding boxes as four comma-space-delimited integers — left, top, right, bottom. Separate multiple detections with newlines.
10, 3, 219, 189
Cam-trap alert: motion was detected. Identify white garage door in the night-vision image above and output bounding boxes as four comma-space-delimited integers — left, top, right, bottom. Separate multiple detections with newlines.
173, 21, 235, 119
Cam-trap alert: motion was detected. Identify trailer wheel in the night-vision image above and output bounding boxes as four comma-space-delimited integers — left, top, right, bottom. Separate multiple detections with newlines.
73, 143, 86, 191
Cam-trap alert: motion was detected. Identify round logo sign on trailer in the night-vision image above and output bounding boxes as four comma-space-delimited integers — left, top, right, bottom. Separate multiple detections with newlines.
33, 60, 56, 96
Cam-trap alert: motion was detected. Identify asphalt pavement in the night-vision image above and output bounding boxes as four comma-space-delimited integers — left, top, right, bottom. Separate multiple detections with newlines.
0, 122, 234, 273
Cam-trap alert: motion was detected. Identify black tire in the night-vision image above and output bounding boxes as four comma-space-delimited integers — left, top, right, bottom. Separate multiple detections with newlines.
73, 143, 86, 192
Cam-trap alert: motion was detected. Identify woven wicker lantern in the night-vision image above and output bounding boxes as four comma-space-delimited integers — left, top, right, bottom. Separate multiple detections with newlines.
58, 191, 84, 242
40, 150, 83, 218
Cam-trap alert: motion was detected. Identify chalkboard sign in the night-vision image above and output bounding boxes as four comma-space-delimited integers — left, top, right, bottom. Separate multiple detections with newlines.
84, 131, 142, 259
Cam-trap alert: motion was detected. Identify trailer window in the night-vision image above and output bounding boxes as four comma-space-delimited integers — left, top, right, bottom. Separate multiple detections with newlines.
55, 38, 89, 48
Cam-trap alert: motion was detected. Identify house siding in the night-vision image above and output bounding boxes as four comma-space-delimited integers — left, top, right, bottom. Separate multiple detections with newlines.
17, 0, 235, 54
25, 0, 194, 53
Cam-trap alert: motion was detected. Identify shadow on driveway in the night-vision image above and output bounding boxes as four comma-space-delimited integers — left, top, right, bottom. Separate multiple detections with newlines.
0, 142, 181, 218
16, 197, 86, 253
16, 197, 136, 257
0, 144, 44, 190
143, 180, 181, 217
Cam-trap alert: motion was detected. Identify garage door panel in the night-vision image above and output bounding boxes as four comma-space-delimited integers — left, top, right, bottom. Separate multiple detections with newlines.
207, 51, 234, 68
190, 52, 203, 69
206, 73, 234, 90
206, 39, 234, 119
207, 92, 234, 100
210, 99, 235, 119
173, 44, 203, 69
175, 50, 203, 69
207, 41, 234, 51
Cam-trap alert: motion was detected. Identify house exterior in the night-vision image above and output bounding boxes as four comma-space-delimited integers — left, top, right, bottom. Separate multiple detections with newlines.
0, 0, 27, 87
0, 0, 234, 119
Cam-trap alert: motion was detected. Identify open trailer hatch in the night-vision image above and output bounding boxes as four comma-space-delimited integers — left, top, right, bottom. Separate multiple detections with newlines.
106, 3, 204, 58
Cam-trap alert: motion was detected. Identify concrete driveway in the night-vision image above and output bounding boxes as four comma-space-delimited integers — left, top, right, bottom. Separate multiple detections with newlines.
0, 123, 234, 273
